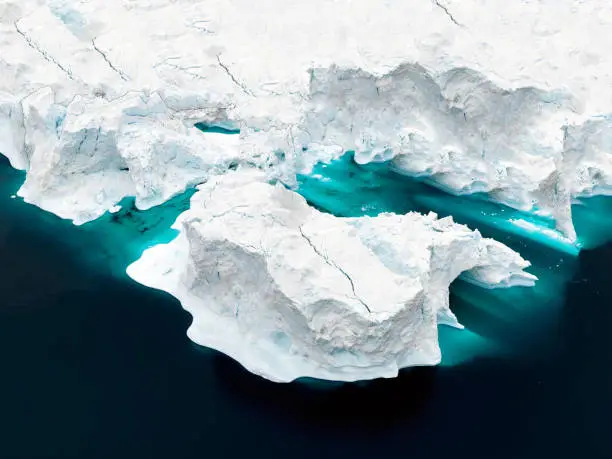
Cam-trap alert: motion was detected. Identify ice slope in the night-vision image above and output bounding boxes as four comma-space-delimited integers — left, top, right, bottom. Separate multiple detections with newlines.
1, 0, 612, 240
126, 171, 536, 382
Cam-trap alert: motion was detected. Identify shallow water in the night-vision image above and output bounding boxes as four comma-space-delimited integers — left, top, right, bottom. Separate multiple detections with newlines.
1, 155, 611, 458
297, 153, 582, 363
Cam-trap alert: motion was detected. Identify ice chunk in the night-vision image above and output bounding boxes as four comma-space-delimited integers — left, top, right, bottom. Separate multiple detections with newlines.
127, 171, 535, 382
16, 91, 245, 224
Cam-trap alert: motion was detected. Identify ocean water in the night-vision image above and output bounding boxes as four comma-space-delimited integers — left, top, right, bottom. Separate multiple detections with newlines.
297, 153, 579, 363
1, 155, 611, 458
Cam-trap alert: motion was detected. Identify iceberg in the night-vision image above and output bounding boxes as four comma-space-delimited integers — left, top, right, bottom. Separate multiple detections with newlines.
127, 171, 535, 382
11, 88, 247, 224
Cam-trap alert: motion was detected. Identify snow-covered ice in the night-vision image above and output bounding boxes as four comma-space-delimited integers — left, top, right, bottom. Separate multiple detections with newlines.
2, 0, 611, 381
1, 0, 611, 238
127, 171, 536, 382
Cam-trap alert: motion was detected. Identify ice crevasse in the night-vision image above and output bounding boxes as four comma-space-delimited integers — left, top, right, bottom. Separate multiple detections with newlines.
1, 0, 611, 381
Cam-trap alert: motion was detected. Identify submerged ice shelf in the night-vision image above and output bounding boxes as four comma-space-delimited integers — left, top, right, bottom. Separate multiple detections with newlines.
1, 0, 612, 381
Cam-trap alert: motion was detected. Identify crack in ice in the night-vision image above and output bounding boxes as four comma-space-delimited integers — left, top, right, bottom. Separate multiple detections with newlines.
216, 54, 254, 96
153, 57, 207, 81
14, 21, 74, 79
188, 19, 215, 34
433, 0, 463, 27
210, 205, 250, 219
91, 39, 130, 81
298, 225, 372, 314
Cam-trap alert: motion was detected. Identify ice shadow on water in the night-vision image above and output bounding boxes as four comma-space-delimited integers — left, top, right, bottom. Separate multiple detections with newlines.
207, 238, 611, 454
211, 350, 439, 427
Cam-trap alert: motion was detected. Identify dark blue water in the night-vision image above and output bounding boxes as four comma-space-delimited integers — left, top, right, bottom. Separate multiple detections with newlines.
1, 155, 611, 458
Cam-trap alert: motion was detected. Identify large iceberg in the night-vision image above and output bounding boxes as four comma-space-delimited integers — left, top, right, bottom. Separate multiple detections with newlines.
127, 172, 535, 382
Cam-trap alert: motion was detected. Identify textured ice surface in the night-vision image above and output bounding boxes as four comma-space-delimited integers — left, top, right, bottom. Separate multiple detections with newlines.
127, 171, 535, 382
1, 0, 612, 238
12, 89, 245, 224
296, 152, 582, 365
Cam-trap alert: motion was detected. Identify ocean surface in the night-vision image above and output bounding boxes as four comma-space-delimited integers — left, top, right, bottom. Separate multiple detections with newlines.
1, 154, 611, 459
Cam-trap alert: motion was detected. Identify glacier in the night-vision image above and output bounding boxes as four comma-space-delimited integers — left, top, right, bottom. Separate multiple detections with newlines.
1, 0, 612, 238
126, 171, 535, 382
1, 0, 611, 381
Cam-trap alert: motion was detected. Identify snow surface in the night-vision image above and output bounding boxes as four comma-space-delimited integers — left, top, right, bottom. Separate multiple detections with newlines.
1, 0, 612, 238
127, 171, 536, 382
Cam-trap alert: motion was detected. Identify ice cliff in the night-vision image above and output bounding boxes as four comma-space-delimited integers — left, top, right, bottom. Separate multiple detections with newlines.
1, 0, 611, 381
127, 172, 535, 382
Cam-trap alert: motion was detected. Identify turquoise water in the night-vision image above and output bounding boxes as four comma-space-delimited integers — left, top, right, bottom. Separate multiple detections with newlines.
296, 152, 590, 364
1, 162, 193, 280
297, 153, 576, 251
79, 191, 195, 276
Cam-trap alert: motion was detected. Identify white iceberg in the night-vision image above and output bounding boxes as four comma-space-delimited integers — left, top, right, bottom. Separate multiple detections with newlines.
127, 171, 536, 382
12, 88, 247, 224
